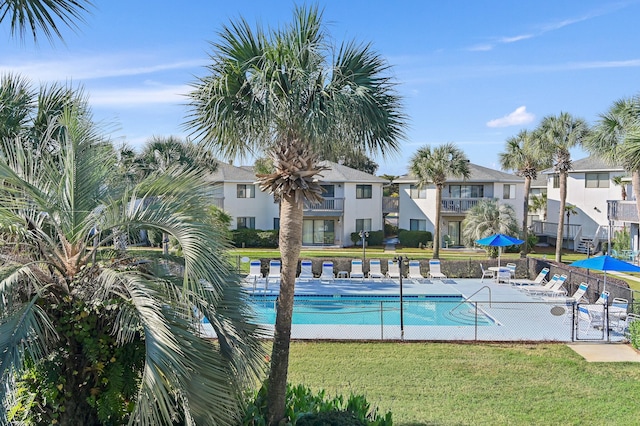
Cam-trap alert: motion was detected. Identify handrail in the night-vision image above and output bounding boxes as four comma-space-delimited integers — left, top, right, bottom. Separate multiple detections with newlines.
449, 285, 492, 314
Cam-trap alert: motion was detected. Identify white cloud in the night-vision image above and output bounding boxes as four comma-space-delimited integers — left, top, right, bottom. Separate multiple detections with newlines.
499, 34, 533, 43
486, 106, 535, 128
89, 84, 191, 106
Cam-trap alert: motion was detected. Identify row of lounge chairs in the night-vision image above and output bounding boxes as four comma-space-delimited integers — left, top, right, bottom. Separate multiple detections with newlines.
245, 259, 449, 282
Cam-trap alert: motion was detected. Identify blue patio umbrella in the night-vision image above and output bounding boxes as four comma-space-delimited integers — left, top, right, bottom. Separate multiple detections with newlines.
570, 255, 640, 291
475, 233, 525, 268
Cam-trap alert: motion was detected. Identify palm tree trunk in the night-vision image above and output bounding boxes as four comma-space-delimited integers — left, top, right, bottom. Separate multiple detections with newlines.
267, 194, 302, 425
555, 172, 567, 262
521, 177, 532, 257
433, 186, 442, 259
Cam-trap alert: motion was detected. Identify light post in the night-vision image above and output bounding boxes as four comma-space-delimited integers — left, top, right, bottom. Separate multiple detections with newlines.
394, 255, 406, 340
359, 230, 369, 261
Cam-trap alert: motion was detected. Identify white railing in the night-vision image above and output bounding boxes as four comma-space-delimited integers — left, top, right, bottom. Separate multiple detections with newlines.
303, 197, 344, 211
440, 198, 481, 213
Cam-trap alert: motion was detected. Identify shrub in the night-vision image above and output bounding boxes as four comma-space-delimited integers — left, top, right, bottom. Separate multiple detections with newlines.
242, 382, 392, 426
629, 319, 640, 350
232, 229, 279, 248
350, 230, 384, 246
383, 222, 398, 237
398, 230, 432, 248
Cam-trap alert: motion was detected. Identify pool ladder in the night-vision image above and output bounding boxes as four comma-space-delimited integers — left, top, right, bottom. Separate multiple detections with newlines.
449, 285, 492, 315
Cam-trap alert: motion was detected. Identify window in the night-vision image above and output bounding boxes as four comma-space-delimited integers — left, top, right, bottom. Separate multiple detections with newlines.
585, 172, 609, 188
356, 184, 372, 199
355, 218, 372, 232
321, 185, 335, 198
409, 219, 427, 231
503, 184, 515, 199
552, 174, 559, 189
273, 218, 280, 230
449, 185, 483, 198
237, 217, 255, 229
236, 184, 255, 198
410, 184, 426, 199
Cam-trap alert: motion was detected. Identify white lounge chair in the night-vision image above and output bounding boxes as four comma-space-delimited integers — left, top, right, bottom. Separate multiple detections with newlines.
479, 263, 494, 282
546, 282, 588, 301
267, 260, 281, 284
368, 259, 384, 279
578, 304, 604, 332
320, 261, 335, 281
428, 259, 447, 279
298, 259, 314, 280
521, 274, 564, 296
505, 263, 517, 279
594, 290, 610, 305
349, 259, 365, 279
386, 259, 401, 279
511, 267, 549, 286
408, 260, 426, 280
245, 260, 262, 282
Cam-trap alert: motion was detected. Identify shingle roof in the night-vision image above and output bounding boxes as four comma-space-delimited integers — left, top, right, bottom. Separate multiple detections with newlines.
394, 162, 522, 184
205, 160, 385, 183
570, 156, 625, 172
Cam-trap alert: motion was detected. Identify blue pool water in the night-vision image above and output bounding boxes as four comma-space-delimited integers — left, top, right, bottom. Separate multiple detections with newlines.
247, 295, 494, 326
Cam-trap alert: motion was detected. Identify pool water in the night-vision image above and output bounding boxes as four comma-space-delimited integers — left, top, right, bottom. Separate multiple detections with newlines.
248, 295, 494, 326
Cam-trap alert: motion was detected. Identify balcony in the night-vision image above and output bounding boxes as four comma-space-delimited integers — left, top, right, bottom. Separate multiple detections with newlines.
382, 197, 399, 214
608, 200, 638, 222
303, 197, 344, 215
440, 198, 481, 214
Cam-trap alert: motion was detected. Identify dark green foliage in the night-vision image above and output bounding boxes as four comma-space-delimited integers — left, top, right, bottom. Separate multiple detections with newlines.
398, 230, 432, 248
232, 229, 279, 248
243, 382, 392, 425
297, 410, 366, 426
629, 320, 640, 350
383, 223, 398, 237
10, 299, 145, 425
350, 230, 384, 246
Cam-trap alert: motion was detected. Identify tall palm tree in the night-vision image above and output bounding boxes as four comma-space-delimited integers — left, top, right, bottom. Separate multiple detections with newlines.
529, 192, 547, 221
538, 112, 590, 262
1, 0, 92, 42
499, 129, 552, 256
461, 198, 519, 256
0, 88, 263, 425
186, 6, 406, 424
409, 143, 470, 259
585, 96, 640, 230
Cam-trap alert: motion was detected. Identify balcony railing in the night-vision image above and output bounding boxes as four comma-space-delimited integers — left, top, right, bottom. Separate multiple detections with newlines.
608, 200, 638, 222
211, 197, 224, 209
531, 220, 581, 239
303, 197, 344, 212
382, 197, 399, 214
440, 198, 481, 213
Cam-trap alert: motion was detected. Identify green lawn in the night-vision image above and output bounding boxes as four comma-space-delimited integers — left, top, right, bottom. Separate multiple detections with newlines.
285, 342, 640, 425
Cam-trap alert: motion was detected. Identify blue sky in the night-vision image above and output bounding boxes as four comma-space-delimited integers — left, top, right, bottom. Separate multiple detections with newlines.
3, 0, 640, 176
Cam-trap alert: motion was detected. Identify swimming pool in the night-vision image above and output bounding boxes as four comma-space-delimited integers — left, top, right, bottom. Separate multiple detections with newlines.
248, 294, 495, 326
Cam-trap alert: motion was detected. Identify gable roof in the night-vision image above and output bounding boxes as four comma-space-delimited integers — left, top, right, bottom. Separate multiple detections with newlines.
205, 162, 256, 183
569, 156, 625, 173
394, 162, 522, 184
316, 161, 386, 183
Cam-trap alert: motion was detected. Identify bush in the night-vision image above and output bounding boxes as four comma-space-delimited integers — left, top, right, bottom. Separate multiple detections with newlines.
383, 222, 398, 237
629, 319, 640, 350
242, 382, 392, 426
350, 230, 384, 246
232, 229, 279, 248
398, 230, 432, 248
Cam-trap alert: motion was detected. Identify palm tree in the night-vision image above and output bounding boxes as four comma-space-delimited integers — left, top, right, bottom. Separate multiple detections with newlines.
409, 143, 470, 259
1, 0, 92, 42
499, 129, 552, 257
612, 175, 628, 200
461, 198, 519, 256
0, 86, 263, 425
538, 112, 590, 262
186, 6, 406, 424
529, 192, 548, 221
564, 204, 578, 249
585, 96, 640, 227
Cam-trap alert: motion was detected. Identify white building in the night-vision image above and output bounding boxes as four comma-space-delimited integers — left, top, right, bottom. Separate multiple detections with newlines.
395, 163, 525, 248
533, 156, 627, 252
206, 161, 385, 247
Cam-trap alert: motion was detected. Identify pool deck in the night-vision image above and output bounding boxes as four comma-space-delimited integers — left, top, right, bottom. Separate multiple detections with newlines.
235, 277, 629, 343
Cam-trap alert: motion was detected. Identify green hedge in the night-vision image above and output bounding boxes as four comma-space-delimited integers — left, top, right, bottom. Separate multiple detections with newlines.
231, 229, 279, 248
398, 230, 432, 248
350, 230, 384, 246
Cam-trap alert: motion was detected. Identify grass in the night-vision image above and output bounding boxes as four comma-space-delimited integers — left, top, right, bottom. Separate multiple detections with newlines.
285, 341, 640, 425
